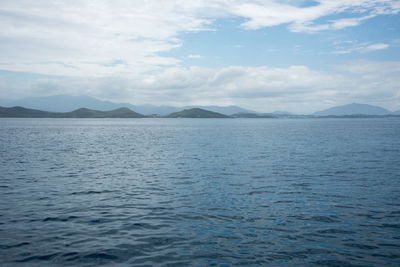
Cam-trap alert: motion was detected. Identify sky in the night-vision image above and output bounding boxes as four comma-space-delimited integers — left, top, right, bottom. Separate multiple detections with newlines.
0, 0, 399, 113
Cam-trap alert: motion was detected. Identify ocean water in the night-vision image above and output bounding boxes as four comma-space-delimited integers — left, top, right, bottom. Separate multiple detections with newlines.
0, 118, 399, 266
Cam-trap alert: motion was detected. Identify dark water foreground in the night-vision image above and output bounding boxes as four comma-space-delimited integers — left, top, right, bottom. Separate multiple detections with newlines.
0, 118, 399, 266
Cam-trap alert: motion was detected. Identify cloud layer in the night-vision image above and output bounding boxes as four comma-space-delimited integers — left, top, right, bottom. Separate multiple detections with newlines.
0, 0, 399, 76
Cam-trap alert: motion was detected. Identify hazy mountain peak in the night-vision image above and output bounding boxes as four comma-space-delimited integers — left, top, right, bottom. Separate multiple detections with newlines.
313, 103, 391, 116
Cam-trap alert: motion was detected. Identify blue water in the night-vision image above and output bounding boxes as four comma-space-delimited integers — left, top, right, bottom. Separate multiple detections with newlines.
1, 118, 400, 266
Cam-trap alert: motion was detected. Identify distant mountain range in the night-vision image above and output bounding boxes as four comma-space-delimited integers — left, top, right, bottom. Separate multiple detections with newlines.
1, 106, 278, 118
0, 95, 255, 115
2, 104, 399, 119
1, 95, 399, 117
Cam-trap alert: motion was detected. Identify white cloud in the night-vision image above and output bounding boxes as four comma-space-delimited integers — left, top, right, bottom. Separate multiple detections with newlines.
362, 43, 390, 52
334, 59, 400, 73
331, 14, 375, 30
0, 0, 212, 76
188, 54, 202, 59
233, 0, 400, 32
333, 42, 390, 54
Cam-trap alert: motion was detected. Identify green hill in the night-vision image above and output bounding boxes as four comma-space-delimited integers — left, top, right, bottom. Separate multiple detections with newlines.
0, 106, 145, 118
166, 108, 230, 118
0, 106, 59, 117
105, 107, 145, 118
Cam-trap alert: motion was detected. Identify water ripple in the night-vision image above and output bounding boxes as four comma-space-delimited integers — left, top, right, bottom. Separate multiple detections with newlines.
1, 118, 400, 266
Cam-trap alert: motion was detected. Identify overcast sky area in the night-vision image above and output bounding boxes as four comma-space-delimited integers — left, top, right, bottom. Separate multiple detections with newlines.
0, 0, 399, 113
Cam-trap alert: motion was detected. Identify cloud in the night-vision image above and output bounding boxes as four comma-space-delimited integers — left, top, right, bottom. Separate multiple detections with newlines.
233, 1, 400, 32
334, 59, 400, 74
333, 42, 390, 54
0, 0, 211, 76
362, 43, 390, 52
2, 61, 399, 113
0, 0, 398, 77
188, 54, 202, 59
331, 15, 374, 30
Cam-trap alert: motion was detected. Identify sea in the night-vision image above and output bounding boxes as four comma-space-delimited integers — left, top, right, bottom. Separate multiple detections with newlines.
0, 118, 399, 266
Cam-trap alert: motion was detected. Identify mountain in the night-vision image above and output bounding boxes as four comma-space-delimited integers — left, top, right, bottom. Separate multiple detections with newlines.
393, 109, 400, 115
101, 107, 144, 118
183, 105, 254, 115
130, 105, 253, 116
61, 107, 144, 118
313, 103, 391, 116
0, 95, 254, 115
165, 108, 230, 118
0, 106, 59, 118
0, 106, 145, 118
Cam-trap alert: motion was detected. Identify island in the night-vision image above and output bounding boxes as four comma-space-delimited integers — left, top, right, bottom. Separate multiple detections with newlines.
164, 108, 230, 118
